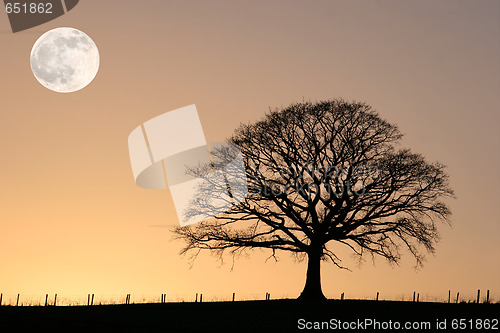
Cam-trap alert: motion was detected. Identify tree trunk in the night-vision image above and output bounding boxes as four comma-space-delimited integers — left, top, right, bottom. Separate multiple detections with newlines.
298, 248, 326, 302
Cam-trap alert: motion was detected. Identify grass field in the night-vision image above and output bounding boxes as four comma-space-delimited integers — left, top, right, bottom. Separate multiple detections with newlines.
0, 299, 498, 332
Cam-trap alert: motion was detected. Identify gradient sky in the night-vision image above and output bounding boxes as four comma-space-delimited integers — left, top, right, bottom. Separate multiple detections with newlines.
0, 0, 499, 304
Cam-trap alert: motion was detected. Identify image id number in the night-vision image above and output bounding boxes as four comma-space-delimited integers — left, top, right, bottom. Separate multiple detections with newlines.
5, 2, 53, 14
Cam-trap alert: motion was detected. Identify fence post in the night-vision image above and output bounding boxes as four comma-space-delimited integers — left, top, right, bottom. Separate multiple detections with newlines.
91, 294, 94, 306
376, 292, 379, 301
413, 291, 415, 302
456, 292, 459, 303
341, 292, 344, 301
54, 294, 57, 306
88, 294, 90, 306
448, 290, 450, 303
486, 290, 490, 304
232, 293, 235, 302
417, 293, 419, 302
0, 293, 2, 306
45, 294, 48, 306
477, 290, 480, 304
16, 294, 20, 306
200, 294, 203, 303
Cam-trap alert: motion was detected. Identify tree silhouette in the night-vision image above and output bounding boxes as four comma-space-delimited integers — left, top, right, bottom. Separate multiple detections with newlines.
174, 99, 454, 301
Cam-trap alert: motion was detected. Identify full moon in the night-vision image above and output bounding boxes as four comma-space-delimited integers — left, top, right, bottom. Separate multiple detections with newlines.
30, 27, 99, 93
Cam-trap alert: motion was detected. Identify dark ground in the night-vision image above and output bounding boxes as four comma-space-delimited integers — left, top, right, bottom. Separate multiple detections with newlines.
0, 299, 498, 332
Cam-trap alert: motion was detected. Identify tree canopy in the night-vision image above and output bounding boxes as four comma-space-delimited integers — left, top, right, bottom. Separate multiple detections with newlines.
174, 99, 454, 301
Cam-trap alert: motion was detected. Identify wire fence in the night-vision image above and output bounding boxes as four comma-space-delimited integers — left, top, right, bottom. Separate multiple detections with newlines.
324, 290, 498, 304
0, 290, 497, 307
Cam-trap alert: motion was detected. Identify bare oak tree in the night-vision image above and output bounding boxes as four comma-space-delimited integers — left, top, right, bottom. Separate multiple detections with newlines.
174, 99, 454, 301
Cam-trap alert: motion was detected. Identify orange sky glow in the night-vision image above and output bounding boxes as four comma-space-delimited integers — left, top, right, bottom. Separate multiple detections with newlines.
0, 0, 499, 305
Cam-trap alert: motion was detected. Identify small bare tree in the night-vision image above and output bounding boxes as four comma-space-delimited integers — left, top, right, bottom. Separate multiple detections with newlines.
174, 99, 454, 301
